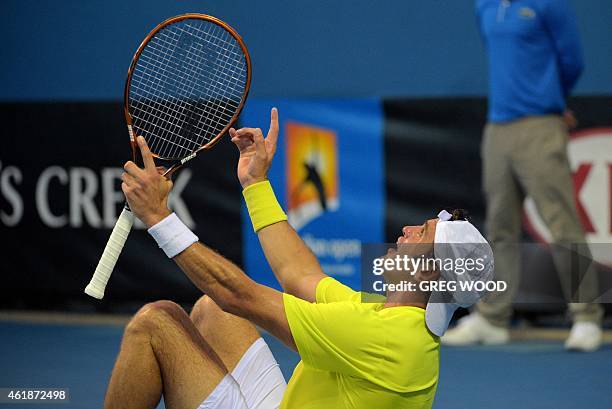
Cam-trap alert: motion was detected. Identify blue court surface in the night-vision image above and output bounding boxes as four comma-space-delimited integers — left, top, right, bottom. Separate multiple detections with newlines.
0, 319, 610, 409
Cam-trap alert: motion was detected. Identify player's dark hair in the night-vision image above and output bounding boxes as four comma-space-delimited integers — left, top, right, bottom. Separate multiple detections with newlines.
449, 208, 469, 221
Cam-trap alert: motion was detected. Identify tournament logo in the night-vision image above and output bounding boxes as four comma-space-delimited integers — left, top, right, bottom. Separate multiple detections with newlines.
524, 127, 612, 267
285, 122, 339, 231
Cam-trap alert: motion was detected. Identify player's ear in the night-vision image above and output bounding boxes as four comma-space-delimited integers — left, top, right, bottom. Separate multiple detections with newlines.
415, 268, 439, 283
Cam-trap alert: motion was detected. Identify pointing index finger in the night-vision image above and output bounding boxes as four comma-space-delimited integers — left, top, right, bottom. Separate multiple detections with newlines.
137, 136, 156, 171
266, 107, 279, 152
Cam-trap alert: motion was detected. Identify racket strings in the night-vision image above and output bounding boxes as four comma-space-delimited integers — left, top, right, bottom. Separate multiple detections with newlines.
134, 23, 244, 154
172, 24, 244, 143
133, 26, 244, 158
129, 18, 248, 160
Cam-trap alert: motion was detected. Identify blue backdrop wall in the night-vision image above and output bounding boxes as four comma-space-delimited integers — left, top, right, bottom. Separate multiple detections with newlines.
2, 0, 611, 101
3, 1, 612, 308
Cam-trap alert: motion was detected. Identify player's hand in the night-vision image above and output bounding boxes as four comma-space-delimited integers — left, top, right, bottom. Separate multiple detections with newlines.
230, 107, 279, 189
122, 136, 173, 227
563, 109, 578, 130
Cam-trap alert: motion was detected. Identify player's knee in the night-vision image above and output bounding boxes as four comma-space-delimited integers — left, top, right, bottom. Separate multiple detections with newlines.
126, 300, 184, 335
190, 295, 222, 325
192, 295, 216, 317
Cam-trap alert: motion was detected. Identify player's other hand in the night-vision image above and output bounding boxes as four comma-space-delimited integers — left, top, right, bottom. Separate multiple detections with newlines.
230, 107, 279, 189
122, 136, 173, 228
563, 109, 578, 130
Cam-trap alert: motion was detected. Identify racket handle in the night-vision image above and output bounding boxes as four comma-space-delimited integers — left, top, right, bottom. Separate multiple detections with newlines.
85, 208, 135, 299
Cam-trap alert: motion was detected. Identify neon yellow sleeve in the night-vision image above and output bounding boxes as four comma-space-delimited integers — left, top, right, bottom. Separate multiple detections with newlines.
315, 277, 360, 303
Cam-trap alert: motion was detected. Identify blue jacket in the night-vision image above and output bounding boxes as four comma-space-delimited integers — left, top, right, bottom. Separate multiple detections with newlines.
476, 0, 584, 123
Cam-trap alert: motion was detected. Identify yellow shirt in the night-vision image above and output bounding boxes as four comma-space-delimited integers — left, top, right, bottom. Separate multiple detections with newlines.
280, 277, 440, 409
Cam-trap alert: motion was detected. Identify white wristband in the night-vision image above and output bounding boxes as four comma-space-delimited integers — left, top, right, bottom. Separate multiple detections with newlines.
147, 213, 199, 258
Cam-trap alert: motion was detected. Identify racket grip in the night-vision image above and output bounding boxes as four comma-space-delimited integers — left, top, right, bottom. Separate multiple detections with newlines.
85, 208, 135, 299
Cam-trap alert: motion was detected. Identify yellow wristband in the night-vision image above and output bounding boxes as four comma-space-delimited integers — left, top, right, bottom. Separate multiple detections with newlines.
243, 180, 288, 232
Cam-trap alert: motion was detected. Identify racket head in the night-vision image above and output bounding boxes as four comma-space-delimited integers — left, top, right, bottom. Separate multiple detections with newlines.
124, 14, 252, 161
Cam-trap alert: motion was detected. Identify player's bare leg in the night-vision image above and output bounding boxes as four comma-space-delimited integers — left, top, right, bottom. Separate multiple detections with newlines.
104, 300, 228, 409
189, 295, 261, 372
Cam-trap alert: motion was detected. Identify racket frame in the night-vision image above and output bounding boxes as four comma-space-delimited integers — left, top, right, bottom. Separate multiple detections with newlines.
124, 13, 252, 175
85, 13, 251, 299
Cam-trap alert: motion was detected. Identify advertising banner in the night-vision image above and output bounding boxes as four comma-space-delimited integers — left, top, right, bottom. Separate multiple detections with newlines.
0, 103, 242, 307
240, 99, 385, 290
2, 97, 610, 308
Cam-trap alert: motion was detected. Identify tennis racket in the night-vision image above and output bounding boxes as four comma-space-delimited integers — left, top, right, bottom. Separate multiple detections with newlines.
85, 13, 251, 299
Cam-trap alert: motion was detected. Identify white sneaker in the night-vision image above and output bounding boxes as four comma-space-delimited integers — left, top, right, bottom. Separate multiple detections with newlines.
565, 322, 602, 352
441, 313, 510, 346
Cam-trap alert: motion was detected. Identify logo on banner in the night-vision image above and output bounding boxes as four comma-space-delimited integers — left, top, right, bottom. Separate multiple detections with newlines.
0, 162, 195, 229
285, 122, 339, 230
524, 127, 612, 267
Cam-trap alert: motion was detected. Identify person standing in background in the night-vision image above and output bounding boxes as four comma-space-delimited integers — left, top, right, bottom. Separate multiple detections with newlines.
443, 0, 604, 351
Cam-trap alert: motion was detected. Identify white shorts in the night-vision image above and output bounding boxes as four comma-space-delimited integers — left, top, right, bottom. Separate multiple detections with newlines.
197, 338, 287, 409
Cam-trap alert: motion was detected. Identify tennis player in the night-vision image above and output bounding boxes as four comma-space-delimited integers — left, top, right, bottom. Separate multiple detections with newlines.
104, 108, 494, 409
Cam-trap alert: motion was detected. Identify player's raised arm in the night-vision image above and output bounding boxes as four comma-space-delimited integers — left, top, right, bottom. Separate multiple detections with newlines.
122, 135, 296, 350
230, 108, 328, 302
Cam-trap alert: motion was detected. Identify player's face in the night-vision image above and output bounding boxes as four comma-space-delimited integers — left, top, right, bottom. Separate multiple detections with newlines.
398, 219, 437, 245
381, 218, 438, 284
393, 218, 437, 260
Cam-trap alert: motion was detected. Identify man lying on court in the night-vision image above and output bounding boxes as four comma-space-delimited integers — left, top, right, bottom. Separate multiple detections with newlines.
106, 107, 494, 409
